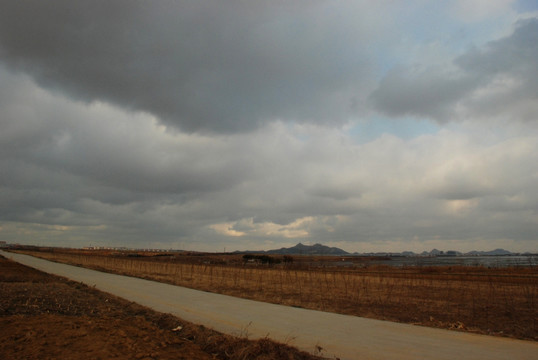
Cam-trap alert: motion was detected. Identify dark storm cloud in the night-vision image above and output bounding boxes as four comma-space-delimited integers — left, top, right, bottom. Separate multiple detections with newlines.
0, 66, 248, 200
0, 0, 373, 133
370, 18, 538, 122
455, 18, 538, 79
369, 66, 477, 120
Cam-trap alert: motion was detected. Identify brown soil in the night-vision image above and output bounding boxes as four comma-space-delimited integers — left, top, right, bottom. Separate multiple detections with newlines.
0, 255, 324, 360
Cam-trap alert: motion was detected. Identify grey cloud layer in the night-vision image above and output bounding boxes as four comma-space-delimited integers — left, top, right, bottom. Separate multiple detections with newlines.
1, 3, 537, 252
371, 18, 538, 122
0, 69, 248, 198
0, 1, 380, 133
2, 67, 537, 250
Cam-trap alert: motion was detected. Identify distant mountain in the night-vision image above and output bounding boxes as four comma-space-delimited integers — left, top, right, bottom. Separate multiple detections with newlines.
266, 243, 349, 255
234, 244, 515, 257
465, 249, 513, 256
417, 249, 514, 256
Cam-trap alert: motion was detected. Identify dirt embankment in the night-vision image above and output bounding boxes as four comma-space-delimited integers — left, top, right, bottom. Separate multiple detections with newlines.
0, 255, 325, 360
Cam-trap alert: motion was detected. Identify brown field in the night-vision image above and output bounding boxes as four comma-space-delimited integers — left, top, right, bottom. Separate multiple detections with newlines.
0, 254, 324, 360
11, 247, 538, 341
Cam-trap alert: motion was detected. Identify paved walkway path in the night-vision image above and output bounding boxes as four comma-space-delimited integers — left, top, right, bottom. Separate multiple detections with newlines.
3, 250, 537, 360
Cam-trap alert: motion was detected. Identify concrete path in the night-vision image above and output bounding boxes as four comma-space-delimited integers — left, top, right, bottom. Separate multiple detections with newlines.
2, 250, 537, 360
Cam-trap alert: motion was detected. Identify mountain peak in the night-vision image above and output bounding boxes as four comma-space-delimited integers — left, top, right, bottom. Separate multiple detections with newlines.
266, 243, 349, 255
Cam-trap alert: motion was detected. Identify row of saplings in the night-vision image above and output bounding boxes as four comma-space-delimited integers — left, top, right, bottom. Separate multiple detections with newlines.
242, 254, 294, 265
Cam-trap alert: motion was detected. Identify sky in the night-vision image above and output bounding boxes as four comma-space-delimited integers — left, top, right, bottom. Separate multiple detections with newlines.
1, 1, 537, 253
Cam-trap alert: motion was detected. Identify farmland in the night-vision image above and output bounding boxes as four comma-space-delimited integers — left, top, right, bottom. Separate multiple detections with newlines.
11, 247, 538, 341
0, 253, 324, 360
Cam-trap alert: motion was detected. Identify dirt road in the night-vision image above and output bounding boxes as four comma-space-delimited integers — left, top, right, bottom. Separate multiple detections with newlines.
3, 250, 537, 360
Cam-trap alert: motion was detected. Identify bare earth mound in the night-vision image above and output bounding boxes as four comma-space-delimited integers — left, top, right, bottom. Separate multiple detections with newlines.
0, 255, 324, 360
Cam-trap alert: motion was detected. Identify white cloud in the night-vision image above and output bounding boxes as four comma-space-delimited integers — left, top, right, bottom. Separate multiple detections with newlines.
210, 217, 313, 239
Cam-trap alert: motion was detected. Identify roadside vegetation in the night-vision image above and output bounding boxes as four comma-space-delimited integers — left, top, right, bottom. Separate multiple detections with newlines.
12, 247, 538, 341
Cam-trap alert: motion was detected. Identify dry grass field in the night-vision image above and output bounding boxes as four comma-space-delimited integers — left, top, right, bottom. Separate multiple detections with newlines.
12, 247, 538, 341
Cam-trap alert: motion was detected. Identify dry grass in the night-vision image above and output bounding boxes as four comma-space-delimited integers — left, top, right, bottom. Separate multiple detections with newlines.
14, 249, 538, 341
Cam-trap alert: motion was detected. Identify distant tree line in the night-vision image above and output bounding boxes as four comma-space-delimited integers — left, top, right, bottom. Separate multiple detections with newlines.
242, 254, 294, 265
